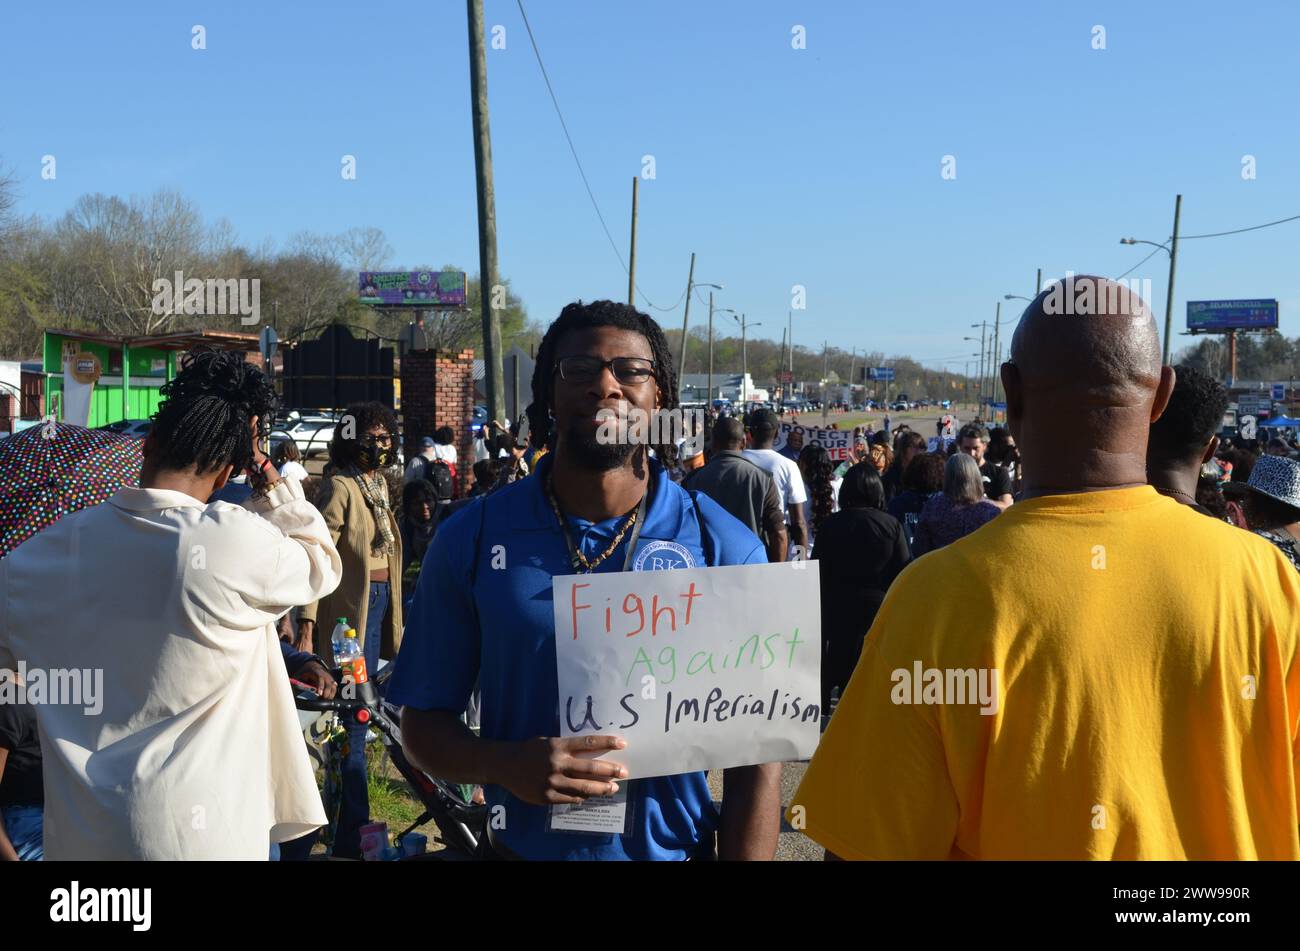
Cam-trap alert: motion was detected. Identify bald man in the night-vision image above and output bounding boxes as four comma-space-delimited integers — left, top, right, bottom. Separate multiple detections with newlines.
793, 276, 1300, 860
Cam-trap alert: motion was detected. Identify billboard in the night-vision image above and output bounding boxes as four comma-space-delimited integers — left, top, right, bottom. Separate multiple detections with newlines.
1186, 299, 1278, 332
358, 270, 467, 307
867, 366, 895, 381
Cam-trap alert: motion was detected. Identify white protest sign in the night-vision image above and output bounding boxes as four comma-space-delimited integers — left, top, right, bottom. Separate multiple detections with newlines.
774, 422, 854, 461
552, 561, 822, 779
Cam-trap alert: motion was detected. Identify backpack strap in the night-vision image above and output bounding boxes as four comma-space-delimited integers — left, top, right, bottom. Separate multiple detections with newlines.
468, 497, 487, 592
688, 490, 717, 568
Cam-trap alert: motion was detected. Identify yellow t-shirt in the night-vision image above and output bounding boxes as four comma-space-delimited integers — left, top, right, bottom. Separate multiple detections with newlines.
791, 486, 1300, 860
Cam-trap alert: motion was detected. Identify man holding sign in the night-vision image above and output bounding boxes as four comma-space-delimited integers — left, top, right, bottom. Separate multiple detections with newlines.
388, 301, 783, 860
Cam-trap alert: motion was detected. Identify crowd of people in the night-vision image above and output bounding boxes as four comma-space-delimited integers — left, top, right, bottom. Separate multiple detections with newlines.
1, 281, 1298, 861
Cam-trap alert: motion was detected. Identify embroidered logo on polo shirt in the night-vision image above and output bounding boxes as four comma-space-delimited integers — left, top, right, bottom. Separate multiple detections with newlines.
632, 540, 697, 571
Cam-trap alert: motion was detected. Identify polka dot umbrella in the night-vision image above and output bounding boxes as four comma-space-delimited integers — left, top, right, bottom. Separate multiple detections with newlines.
0, 422, 144, 558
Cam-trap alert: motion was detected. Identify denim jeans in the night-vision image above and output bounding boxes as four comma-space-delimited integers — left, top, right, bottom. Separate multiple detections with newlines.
1, 803, 44, 861
332, 581, 388, 858
273, 829, 319, 861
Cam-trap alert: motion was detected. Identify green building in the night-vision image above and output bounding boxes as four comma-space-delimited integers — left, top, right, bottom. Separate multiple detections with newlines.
43, 328, 260, 427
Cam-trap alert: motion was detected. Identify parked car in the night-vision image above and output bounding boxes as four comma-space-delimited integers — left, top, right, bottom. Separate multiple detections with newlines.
98, 419, 153, 438
890, 400, 910, 412
270, 418, 335, 459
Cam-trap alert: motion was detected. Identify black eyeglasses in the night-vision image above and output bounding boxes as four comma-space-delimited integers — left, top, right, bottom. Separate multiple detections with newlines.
554, 356, 656, 385
360, 433, 393, 447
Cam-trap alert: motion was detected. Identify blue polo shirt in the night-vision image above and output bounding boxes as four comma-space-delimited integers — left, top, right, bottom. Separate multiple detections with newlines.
386, 453, 766, 860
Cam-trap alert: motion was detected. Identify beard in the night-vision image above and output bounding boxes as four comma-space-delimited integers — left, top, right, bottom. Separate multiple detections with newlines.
562, 419, 640, 471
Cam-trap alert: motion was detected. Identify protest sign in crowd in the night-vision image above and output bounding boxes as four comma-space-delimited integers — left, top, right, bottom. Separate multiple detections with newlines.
1, 283, 1299, 862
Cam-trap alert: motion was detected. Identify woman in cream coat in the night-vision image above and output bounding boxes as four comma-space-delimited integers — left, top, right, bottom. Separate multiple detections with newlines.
298, 401, 404, 858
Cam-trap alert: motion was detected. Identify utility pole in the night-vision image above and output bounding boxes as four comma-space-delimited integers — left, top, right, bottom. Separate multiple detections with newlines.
787, 310, 793, 378
739, 314, 749, 405
977, 320, 988, 411
467, 0, 504, 425
627, 177, 638, 307
676, 252, 696, 391
1035, 267, 1042, 295
1162, 194, 1183, 365
779, 327, 788, 402
707, 291, 715, 407
991, 301, 1002, 407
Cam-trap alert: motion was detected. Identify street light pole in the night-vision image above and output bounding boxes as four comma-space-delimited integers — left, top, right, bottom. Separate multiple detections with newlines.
991, 302, 1002, 407
734, 313, 761, 405
1120, 193, 1183, 365
707, 292, 714, 406
1163, 194, 1182, 365
740, 315, 748, 405
677, 253, 695, 388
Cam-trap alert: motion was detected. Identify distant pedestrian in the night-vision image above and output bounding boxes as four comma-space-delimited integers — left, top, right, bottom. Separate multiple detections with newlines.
812, 462, 909, 715
684, 416, 787, 563
275, 439, 309, 482
797, 443, 840, 546
887, 451, 946, 546
911, 453, 1000, 555
1243, 454, 1300, 570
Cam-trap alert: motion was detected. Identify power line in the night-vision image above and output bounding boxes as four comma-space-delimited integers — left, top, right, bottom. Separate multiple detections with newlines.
1114, 242, 1167, 281
514, 0, 678, 311
1115, 209, 1300, 280
1183, 211, 1300, 240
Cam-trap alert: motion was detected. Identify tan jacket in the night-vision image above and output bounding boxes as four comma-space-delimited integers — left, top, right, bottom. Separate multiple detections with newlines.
300, 474, 404, 660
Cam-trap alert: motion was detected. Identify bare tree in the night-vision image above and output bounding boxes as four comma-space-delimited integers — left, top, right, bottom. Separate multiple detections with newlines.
55, 190, 210, 335
337, 226, 393, 273
0, 165, 17, 241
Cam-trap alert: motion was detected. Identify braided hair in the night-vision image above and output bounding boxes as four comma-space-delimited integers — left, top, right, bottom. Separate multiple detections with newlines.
798, 443, 836, 537
525, 299, 680, 468
150, 348, 277, 475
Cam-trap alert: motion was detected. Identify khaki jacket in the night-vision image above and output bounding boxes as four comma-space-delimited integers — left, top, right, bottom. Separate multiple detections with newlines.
300, 474, 404, 660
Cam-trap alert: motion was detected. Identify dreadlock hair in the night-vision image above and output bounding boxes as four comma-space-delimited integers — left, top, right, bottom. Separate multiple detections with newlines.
149, 348, 277, 475
798, 443, 836, 537
328, 401, 400, 471
525, 299, 680, 468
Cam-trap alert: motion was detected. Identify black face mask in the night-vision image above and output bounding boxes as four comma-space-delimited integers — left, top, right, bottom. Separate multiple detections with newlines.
360, 445, 393, 470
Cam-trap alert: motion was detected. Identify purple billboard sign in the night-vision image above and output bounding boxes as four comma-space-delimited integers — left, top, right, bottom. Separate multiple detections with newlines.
358, 270, 467, 307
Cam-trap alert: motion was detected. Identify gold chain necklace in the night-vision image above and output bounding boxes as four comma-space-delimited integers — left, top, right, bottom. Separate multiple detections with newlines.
546, 474, 641, 573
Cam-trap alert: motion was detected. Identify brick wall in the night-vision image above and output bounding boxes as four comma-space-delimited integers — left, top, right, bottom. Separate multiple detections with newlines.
400, 348, 476, 497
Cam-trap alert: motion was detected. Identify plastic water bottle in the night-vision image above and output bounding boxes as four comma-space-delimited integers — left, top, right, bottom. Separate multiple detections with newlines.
336, 629, 368, 685
330, 617, 350, 661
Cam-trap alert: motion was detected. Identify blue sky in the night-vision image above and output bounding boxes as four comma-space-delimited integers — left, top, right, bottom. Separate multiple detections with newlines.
4, 0, 1300, 370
